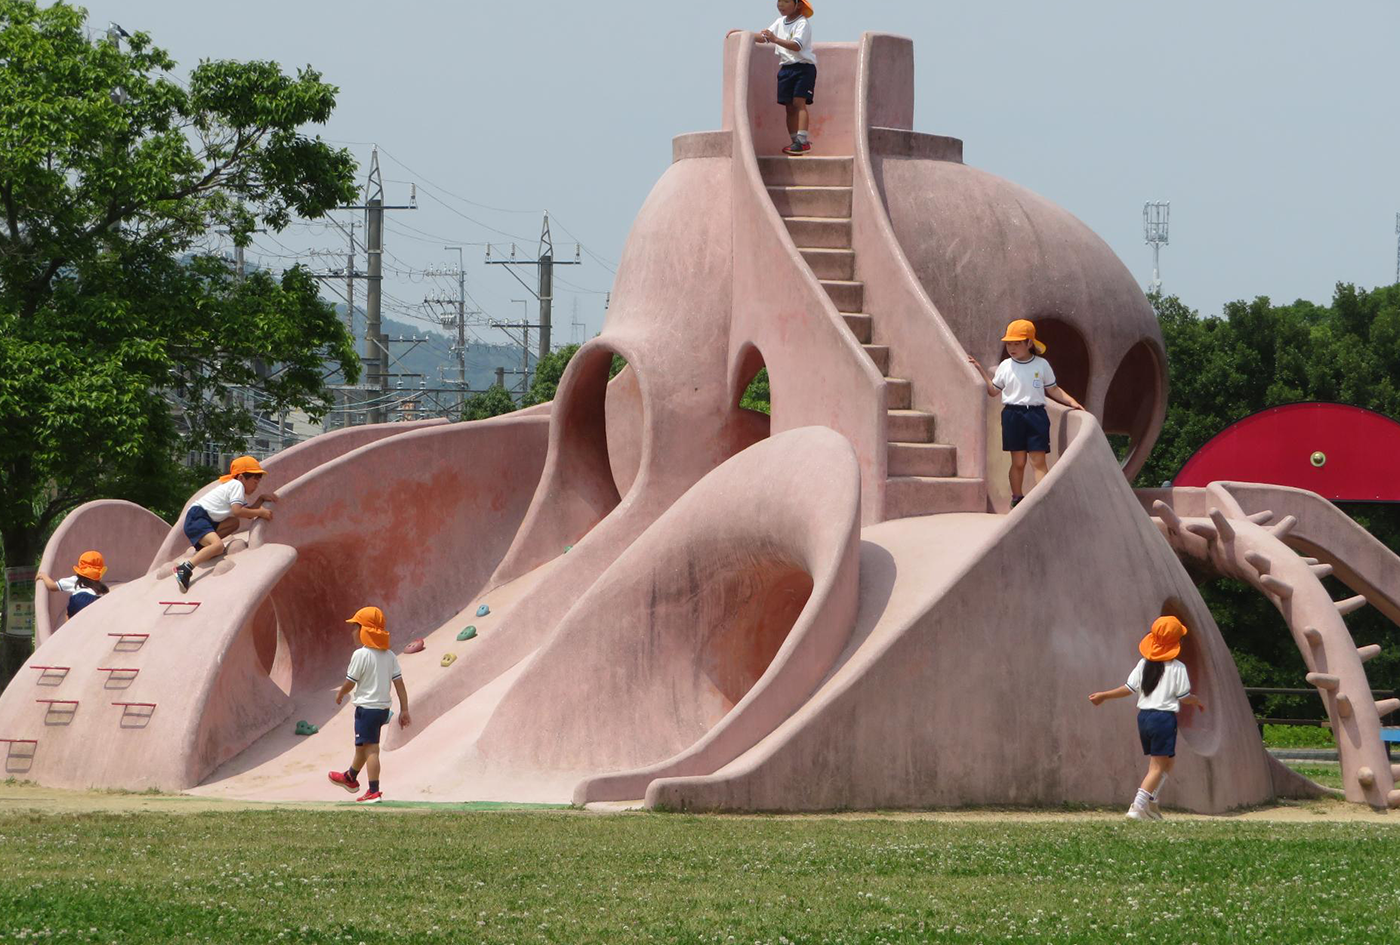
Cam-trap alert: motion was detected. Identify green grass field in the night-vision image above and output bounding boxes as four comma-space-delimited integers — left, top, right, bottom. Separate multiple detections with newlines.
3, 808, 1398, 944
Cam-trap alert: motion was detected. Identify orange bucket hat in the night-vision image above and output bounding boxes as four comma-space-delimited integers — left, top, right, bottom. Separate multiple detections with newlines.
1002, 319, 1046, 355
1139, 615, 1187, 662
797, 0, 814, 16
73, 550, 107, 581
347, 605, 390, 650
219, 455, 267, 482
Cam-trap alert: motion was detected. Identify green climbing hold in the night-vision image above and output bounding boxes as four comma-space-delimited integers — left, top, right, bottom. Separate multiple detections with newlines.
476, 604, 490, 617
564, 545, 573, 553
294, 720, 318, 736
457, 626, 477, 642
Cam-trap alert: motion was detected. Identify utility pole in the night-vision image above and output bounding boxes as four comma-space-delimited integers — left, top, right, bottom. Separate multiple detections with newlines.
484, 211, 581, 361
1394, 212, 1399, 285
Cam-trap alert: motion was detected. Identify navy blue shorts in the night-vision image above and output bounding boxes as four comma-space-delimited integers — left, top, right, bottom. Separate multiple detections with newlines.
66, 592, 99, 618
182, 505, 218, 548
1001, 404, 1051, 453
354, 706, 391, 746
777, 63, 816, 104
1138, 709, 1178, 757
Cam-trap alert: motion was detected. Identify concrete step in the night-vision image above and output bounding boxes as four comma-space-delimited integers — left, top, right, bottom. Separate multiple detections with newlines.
843, 313, 872, 343
888, 409, 936, 442
767, 185, 853, 218
862, 344, 890, 374
885, 476, 987, 517
784, 217, 852, 249
821, 279, 864, 312
801, 247, 855, 280
758, 155, 854, 187
888, 442, 958, 478
886, 378, 912, 410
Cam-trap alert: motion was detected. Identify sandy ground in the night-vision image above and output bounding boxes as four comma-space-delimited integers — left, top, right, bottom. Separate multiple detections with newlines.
1, 780, 1395, 821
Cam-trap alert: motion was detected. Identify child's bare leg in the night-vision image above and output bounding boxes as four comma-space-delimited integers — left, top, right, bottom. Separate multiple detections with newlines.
351, 744, 369, 773
1140, 755, 1174, 794
187, 531, 225, 568
1008, 451, 1028, 496
365, 744, 381, 783
794, 100, 809, 134
1028, 452, 1050, 489
785, 102, 800, 136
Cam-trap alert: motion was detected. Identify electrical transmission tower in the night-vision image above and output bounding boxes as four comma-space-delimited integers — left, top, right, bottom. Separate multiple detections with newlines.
423, 247, 482, 411
1143, 201, 1170, 294
485, 211, 582, 375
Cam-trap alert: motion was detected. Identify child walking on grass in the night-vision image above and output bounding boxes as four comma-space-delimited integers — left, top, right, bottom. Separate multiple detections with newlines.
1089, 615, 1206, 820
968, 319, 1085, 509
174, 455, 277, 592
330, 606, 410, 805
756, 0, 817, 156
36, 550, 110, 618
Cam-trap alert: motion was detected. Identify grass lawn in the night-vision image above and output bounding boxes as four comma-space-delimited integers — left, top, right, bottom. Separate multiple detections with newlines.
3, 808, 1399, 944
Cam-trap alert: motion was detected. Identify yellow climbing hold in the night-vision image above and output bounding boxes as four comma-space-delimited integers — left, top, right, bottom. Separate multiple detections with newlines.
441, 652, 457, 667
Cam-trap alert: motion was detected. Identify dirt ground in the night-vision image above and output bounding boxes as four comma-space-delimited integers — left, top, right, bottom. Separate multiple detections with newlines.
1, 780, 1394, 821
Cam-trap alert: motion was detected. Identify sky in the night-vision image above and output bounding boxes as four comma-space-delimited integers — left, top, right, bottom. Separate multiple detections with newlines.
68, 0, 1400, 366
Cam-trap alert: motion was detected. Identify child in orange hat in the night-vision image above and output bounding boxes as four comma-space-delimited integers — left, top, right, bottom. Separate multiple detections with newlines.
36, 550, 110, 619
755, 0, 817, 155
329, 606, 410, 804
174, 455, 278, 592
968, 319, 1085, 509
1089, 615, 1206, 820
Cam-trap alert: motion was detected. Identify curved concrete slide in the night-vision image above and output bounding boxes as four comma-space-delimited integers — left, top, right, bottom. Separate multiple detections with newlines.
34, 500, 170, 646
147, 417, 450, 575
637, 414, 1280, 812
1143, 482, 1400, 809
466, 427, 861, 791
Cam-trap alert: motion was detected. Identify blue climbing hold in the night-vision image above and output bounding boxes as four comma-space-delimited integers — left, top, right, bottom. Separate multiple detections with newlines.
476, 604, 490, 617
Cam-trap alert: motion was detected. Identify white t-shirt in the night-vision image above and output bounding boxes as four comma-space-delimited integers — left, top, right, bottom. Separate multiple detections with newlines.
767, 15, 815, 65
56, 575, 98, 600
992, 356, 1057, 406
1126, 658, 1192, 713
198, 479, 248, 522
346, 646, 403, 710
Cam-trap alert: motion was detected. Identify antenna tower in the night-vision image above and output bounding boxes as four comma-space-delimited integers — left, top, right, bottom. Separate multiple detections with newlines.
1143, 201, 1170, 294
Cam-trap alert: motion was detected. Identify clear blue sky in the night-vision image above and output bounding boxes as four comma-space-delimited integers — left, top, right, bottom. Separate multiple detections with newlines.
73, 0, 1400, 356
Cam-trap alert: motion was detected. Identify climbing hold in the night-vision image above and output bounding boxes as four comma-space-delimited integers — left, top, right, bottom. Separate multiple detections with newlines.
403, 638, 426, 654
1310, 451, 1327, 468
1309, 563, 1334, 579
1375, 698, 1400, 718
564, 545, 573, 553
1357, 766, 1375, 787
1305, 671, 1340, 691
1244, 551, 1272, 574
1207, 508, 1235, 541
1358, 644, 1382, 663
1336, 694, 1353, 718
1388, 789, 1400, 808
1259, 574, 1293, 599
1392, 764, 1400, 781
1300, 556, 1320, 565
1272, 514, 1298, 539
1245, 510, 1275, 525
476, 604, 490, 617
1336, 595, 1368, 616
440, 653, 457, 667
294, 720, 318, 736
457, 626, 477, 642
1151, 500, 1182, 532
1301, 626, 1322, 646
1185, 522, 1218, 541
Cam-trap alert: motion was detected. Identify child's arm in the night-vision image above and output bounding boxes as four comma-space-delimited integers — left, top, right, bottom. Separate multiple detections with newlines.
966, 356, 1001, 398
1046, 385, 1085, 411
1180, 694, 1206, 712
1088, 685, 1132, 705
333, 678, 355, 705
35, 572, 60, 592
764, 33, 803, 52
393, 677, 411, 727
246, 492, 279, 509
230, 503, 273, 522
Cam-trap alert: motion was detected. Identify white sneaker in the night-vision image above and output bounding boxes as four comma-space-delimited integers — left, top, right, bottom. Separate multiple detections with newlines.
1126, 805, 1151, 820
1147, 799, 1163, 820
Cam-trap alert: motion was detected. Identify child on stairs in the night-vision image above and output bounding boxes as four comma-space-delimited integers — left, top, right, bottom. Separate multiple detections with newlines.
755, 0, 817, 156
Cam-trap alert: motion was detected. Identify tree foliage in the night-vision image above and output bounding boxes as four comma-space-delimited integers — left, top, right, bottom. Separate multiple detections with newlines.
0, 0, 360, 565
460, 385, 519, 422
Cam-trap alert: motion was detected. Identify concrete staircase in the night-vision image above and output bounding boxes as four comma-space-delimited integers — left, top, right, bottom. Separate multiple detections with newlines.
759, 155, 984, 517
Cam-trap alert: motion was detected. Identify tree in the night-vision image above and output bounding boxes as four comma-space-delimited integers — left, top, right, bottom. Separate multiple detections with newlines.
522, 343, 580, 406
460, 385, 519, 422
0, 0, 360, 569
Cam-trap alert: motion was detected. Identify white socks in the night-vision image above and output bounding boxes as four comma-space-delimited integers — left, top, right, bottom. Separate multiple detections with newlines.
1132, 788, 1152, 809
1150, 775, 1167, 802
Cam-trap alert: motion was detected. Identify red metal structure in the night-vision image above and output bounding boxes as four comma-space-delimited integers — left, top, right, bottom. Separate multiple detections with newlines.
1175, 403, 1400, 501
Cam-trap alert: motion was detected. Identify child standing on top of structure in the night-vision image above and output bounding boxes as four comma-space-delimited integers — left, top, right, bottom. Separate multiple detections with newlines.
36, 550, 110, 618
329, 606, 410, 804
1089, 615, 1206, 820
756, 0, 817, 156
174, 455, 278, 592
968, 319, 1085, 508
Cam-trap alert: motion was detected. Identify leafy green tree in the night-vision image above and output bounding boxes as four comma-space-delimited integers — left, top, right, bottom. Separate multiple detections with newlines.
522, 344, 580, 407
0, 0, 360, 569
460, 385, 518, 421
741, 368, 770, 415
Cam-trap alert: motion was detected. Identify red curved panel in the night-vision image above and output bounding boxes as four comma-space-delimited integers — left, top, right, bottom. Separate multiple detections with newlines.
1175, 403, 1400, 501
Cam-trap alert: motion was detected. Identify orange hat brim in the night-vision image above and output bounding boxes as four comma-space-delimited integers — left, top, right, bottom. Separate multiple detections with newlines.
798, 1, 814, 16
1138, 632, 1181, 662
73, 564, 107, 580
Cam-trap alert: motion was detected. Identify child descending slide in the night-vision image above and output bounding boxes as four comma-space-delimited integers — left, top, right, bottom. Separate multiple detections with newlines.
36, 550, 110, 619
1089, 615, 1206, 820
968, 319, 1085, 509
173, 455, 277, 592
755, 0, 817, 156
329, 606, 410, 804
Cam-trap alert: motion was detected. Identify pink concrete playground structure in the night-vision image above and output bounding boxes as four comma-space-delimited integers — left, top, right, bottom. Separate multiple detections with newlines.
8, 33, 1400, 812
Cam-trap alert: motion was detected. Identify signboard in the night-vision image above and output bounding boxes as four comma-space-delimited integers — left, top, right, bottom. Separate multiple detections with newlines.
4, 566, 37, 637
